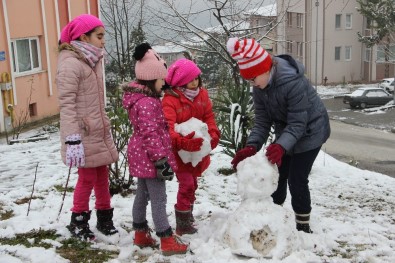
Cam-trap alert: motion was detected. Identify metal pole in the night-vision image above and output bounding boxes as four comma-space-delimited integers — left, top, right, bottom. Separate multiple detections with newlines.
315, 0, 319, 90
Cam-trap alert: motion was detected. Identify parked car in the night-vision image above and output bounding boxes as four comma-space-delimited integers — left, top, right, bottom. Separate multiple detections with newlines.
343, 87, 393, 109
379, 78, 394, 93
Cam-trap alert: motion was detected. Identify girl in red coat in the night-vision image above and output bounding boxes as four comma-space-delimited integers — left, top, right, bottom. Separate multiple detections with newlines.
162, 59, 220, 235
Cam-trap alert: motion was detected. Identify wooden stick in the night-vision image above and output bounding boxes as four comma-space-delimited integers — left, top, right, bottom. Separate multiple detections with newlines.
57, 165, 72, 220
27, 162, 39, 216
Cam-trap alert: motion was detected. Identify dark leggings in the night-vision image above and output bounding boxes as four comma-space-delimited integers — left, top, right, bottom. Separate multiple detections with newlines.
271, 147, 321, 214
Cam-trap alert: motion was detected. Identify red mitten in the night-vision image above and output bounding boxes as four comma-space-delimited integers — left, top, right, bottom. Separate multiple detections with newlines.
177, 131, 204, 152
265, 143, 285, 167
209, 131, 220, 149
231, 145, 257, 170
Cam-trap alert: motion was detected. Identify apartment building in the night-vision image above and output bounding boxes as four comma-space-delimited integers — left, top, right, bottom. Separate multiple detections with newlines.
276, 0, 394, 85
0, 0, 101, 133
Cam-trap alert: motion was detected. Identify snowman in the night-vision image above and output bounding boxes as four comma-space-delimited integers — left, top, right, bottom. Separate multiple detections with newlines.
223, 149, 300, 259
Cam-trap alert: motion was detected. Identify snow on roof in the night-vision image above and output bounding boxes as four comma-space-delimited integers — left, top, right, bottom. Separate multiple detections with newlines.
151, 43, 187, 54
204, 21, 250, 34
245, 3, 277, 17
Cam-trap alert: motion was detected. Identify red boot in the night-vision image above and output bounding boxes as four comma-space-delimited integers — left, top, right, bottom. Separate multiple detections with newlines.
134, 229, 157, 248
133, 221, 158, 248
159, 228, 188, 256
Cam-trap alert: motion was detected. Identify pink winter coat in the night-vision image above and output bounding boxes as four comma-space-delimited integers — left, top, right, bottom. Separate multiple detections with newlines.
122, 82, 177, 178
56, 48, 119, 167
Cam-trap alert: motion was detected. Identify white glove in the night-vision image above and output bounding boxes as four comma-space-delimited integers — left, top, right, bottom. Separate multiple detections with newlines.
65, 134, 85, 167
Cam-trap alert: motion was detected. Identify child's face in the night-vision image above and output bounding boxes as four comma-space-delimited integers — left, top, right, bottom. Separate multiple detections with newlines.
247, 71, 270, 89
155, 79, 165, 94
81, 26, 105, 48
186, 77, 199, 90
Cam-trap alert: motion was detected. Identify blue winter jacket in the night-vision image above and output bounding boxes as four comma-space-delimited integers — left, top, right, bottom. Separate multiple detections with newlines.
247, 55, 330, 154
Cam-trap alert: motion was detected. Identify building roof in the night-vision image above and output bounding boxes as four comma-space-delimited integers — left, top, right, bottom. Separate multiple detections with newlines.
152, 43, 187, 54
244, 3, 277, 17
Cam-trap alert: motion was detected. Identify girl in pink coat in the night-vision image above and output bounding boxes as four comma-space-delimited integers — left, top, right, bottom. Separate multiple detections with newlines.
122, 43, 187, 256
56, 14, 119, 241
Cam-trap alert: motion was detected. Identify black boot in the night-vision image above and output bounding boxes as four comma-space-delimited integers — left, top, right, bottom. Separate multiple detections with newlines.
190, 204, 195, 223
67, 211, 95, 240
96, 208, 118, 235
295, 213, 313, 233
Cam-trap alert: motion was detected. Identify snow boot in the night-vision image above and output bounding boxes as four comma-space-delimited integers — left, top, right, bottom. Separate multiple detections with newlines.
133, 221, 158, 248
295, 213, 313, 233
190, 204, 195, 223
158, 227, 188, 256
67, 211, 95, 241
96, 208, 118, 235
175, 208, 197, 236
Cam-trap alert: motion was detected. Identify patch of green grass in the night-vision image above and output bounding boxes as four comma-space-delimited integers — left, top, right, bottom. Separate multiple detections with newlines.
54, 184, 74, 192
0, 229, 119, 262
58, 238, 118, 263
15, 196, 43, 205
217, 167, 235, 176
0, 229, 60, 249
0, 203, 14, 220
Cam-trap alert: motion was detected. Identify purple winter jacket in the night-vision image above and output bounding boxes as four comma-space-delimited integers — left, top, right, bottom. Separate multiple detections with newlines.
122, 82, 177, 178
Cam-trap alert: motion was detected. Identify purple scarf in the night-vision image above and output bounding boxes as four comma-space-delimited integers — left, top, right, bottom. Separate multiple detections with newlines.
71, 40, 103, 68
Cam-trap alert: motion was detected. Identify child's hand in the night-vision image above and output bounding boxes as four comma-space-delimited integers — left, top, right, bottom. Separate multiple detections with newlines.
209, 131, 220, 149
65, 134, 85, 167
177, 132, 203, 152
154, 158, 174, 181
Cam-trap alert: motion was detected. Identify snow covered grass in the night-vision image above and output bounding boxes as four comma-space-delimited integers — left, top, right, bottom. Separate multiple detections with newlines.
0, 129, 395, 262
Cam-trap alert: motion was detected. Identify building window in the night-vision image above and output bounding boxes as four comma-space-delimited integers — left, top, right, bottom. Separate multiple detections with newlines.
335, 46, 341, 61
11, 37, 41, 74
345, 46, 352, 61
364, 48, 370, 62
335, 14, 342, 29
287, 42, 293, 54
296, 13, 303, 28
345, 14, 352, 29
287, 12, 292, 27
376, 44, 395, 63
296, 42, 304, 57
29, 103, 37, 117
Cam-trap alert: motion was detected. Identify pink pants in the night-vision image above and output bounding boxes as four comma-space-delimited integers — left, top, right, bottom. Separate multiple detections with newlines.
71, 165, 111, 213
175, 172, 198, 211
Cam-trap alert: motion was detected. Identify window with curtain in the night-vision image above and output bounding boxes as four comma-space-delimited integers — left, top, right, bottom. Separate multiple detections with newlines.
11, 37, 41, 74
345, 46, 352, 61
345, 14, 352, 29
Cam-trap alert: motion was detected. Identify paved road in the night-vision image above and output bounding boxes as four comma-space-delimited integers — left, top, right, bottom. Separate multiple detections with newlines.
322, 97, 395, 178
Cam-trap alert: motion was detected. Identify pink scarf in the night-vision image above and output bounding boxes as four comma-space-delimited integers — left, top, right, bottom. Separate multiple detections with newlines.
71, 40, 103, 68
177, 87, 200, 101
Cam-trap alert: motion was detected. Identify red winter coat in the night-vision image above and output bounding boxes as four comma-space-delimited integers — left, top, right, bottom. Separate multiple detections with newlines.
162, 88, 220, 177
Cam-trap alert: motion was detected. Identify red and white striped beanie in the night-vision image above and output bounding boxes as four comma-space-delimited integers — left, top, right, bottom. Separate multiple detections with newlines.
226, 37, 272, 79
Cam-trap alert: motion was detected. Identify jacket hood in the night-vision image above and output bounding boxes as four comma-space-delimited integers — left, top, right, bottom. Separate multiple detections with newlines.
121, 81, 159, 110
272, 55, 305, 87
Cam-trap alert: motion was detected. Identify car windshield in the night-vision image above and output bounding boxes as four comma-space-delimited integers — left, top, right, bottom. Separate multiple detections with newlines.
350, 89, 365, 96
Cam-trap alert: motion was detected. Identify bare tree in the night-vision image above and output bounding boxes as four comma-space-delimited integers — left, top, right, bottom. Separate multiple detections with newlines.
101, 0, 147, 82
147, 0, 280, 87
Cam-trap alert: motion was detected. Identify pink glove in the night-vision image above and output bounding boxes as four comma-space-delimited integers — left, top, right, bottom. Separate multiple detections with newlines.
231, 145, 257, 170
65, 134, 85, 167
265, 143, 285, 167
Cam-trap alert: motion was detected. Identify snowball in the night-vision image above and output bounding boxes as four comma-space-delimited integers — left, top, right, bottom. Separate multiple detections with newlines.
175, 117, 212, 167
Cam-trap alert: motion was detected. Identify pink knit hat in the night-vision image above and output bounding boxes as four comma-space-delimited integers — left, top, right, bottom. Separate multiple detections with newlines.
166, 58, 201, 87
60, 14, 104, 44
226, 37, 272, 79
134, 44, 168, 80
